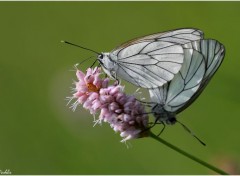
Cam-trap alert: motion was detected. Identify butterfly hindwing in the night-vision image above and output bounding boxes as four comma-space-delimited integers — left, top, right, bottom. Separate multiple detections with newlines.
165, 49, 205, 112
175, 39, 225, 113
149, 39, 225, 115
149, 49, 205, 112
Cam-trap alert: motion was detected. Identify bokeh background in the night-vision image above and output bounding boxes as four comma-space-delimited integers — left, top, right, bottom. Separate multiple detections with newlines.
0, 2, 240, 174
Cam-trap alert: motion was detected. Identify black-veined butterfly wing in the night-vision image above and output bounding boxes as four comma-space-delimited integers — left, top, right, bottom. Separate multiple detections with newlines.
175, 39, 225, 113
114, 41, 184, 88
149, 39, 225, 114
112, 28, 204, 51
149, 48, 206, 112
109, 29, 204, 88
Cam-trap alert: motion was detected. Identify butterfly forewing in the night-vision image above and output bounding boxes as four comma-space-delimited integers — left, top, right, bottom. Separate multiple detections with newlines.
112, 41, 184, 88
112, 28, 204, 51
108, 28, 204, 89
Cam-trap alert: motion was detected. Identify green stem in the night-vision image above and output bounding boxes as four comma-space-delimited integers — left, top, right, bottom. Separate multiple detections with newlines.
149, 131, 228, 175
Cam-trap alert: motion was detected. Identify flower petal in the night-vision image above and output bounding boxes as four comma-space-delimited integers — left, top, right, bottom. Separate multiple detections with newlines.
76, 70, 85, 81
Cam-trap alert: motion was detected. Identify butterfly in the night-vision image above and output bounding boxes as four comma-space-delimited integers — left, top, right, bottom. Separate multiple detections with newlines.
63, 30, 224, 120
63, 29, 225, 145
63, 28, 204, 88
146, 39, 225, 145
97, 28, 204, 88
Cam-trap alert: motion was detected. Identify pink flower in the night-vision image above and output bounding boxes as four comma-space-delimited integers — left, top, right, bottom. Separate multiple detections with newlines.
70, 67, 109, 114
69, 67, 149, 141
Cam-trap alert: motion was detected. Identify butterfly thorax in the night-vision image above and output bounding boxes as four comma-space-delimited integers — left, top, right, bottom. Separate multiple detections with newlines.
152, 104, 177, 125
98, 52, 118, 79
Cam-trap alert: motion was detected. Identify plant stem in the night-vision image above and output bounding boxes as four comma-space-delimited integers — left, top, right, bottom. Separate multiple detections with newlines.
149, 131, 228, 175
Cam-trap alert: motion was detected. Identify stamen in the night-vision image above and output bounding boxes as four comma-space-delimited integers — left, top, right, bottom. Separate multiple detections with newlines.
87, 83, 100, 92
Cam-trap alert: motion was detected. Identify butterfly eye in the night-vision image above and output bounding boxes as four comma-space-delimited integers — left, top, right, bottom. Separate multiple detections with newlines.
168, 117, 176, 124
98, 54, 103, 60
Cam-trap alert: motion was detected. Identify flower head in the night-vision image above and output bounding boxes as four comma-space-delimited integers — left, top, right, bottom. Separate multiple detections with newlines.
71, 67, 109, 114
69, 67, 149, 142
98, 86, 149, 142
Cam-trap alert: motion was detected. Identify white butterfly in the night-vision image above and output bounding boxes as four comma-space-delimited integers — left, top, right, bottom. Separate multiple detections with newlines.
98, 28, 204, 88
149, 39, 225, 125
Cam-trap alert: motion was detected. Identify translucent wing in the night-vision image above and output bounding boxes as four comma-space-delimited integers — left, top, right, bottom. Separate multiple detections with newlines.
149, 39, 225, 114
112, 28, 204, 51
149, 49, 206, 112
114, 41, 184, 88
175, 39, 225, 113
109, 28, 204, 88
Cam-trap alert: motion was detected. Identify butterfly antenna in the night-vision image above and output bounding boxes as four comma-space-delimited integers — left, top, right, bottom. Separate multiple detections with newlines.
78, 56, 95, 65
177, 120, 206, 146
137, 99, 157, 106
61, 40, 100, 55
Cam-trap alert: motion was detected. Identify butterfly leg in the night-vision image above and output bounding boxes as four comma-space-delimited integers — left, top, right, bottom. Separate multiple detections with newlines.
115, 78, 120, 85
114, 72, 121, 85
157, 123, 166, 136
146, 115, 162, 129
143, 119, 165, 136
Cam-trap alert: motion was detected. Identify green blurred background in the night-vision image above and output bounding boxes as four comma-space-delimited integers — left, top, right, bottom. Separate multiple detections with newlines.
0, 2, 240, 174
